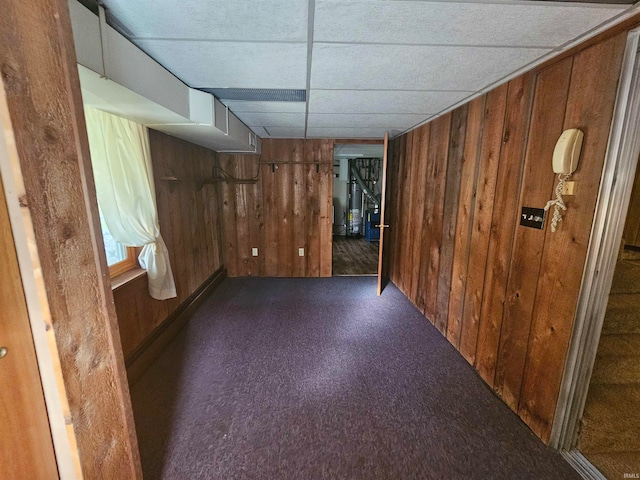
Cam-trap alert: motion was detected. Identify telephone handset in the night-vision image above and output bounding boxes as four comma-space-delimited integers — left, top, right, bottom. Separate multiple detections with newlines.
552, 128, 583, 175
545, 128, 584, 232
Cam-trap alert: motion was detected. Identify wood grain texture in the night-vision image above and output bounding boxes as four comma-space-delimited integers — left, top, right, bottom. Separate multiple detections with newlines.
622, 158, 640, 247
0, 0, 142, 476
0, 171, 59, 479
447, 97, 484, 348
385, 28, 628, 444
424, 114, 452, 321
114, 130, 224, 360
434, 105, 468, 334
406, 127, 428, 302
474, 73, 535, 385
220, 138, 333, 278
518, 33, 627, 442
493, 59, 573, 410
458, 85, 508, 364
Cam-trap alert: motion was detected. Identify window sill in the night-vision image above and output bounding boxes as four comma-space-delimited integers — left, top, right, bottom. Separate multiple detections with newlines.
111, 267, 146, 290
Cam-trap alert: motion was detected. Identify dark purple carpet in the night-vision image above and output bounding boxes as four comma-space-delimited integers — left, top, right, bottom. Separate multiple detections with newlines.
130, 277, 579, 479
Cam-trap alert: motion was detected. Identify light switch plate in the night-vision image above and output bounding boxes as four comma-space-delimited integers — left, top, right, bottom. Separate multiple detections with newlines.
298, 248, 305, 257
252, 248, 258, 257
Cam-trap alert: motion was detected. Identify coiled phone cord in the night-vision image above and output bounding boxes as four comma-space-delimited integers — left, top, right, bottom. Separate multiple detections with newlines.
544, 173, 571, 232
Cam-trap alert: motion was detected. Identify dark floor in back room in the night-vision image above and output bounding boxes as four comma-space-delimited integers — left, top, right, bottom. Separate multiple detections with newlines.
130, 276, 580, 480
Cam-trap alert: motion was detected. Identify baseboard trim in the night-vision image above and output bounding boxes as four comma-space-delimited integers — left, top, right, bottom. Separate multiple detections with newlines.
125, 266, 227, 384
561, 449, 607, 480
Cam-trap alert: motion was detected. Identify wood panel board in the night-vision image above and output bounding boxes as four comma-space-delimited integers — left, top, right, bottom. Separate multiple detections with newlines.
474, 73, 536, 385
434, 105, 469, 334
493, 58, 573, 410
0, 170, 59, 480
447, 96, 485, 348
458, 85, 509, 365
406, 126, 428, 301
518, 33, 627, 441
424, 114, 452, 321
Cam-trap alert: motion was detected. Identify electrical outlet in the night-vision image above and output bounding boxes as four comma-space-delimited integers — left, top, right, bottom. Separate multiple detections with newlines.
252, 248, 258, 257
298, 248, 305, 257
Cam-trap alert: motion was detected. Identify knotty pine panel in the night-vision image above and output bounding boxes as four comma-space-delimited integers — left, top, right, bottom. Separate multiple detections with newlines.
475, 72, 536, 386
113, 130, 224, 359
386, 31, 628, 443
434, 105, 468, 334
446, 97, 484, 349
458, 85, 508, 365
493, 59, 573, 410
220, 138, 333, 278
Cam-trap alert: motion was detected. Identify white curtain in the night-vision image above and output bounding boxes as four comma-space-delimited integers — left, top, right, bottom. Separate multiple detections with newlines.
85, 107, 177, 300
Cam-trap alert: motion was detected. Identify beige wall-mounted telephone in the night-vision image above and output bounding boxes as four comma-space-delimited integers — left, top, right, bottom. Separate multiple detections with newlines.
545, 128, 584, 232
552, 128, 583, 175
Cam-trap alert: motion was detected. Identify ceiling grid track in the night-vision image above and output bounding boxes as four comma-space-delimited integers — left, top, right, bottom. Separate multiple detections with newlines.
80, 0, 640, 140
304, 0, 316, 138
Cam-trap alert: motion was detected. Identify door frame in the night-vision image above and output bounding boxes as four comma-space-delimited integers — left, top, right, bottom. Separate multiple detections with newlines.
377, 132, 389, 295
0, 78, 80, 478
551, 28, 640, 453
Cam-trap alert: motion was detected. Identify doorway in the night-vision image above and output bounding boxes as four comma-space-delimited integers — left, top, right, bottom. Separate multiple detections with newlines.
332, 143, 384, 276
577, 211, 640, 477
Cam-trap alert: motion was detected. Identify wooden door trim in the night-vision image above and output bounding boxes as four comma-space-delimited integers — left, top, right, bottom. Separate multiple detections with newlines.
0, 78, 81, 478
377, 132, 389, 296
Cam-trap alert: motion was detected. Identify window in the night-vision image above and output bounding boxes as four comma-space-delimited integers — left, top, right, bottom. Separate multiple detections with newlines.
99, 207, 137, 277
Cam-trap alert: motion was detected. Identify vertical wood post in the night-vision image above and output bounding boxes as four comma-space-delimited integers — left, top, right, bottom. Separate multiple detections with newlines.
0, 0, 142, 477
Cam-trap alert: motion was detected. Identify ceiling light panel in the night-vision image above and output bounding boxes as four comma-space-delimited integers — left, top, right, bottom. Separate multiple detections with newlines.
135, 40, 308, 88
101, 0, 308, 42
235, 112, 306, 128
221, 101, 307, 113
311, 44, 549, 91
307, 113, 428, 129
314, 1, 625, 47
308, 90, 471, 114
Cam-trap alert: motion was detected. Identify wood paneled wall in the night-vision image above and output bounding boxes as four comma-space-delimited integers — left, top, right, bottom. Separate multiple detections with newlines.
623, 151, 640, 247
220, 138, 333, 277
385, 32, 627, 442
113, 129, 224, 358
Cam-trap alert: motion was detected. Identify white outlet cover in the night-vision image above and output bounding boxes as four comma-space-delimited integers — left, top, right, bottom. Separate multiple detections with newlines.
298, 248, 305, 257
252, 248, 258, 256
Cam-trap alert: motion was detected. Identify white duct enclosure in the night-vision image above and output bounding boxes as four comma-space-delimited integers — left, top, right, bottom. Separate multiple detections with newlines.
67, 0, 261, 154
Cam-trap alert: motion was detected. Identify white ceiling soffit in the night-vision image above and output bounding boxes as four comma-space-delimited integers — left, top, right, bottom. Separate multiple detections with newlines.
68, 0, 261, 153
98, 0, 636, 140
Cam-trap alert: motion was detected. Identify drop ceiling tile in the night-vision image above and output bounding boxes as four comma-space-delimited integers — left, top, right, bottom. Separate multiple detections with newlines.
311, 44, 549, 91
309, 90, 471, 115
314, 1, 625, 47
235, 112, 306, 128
223, 101, 306, 113
135, 40, 307, 88
307, 127, 396, 139
308, 113, 428, 129
102, 0, 308, 42
264, 127, 306, 138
